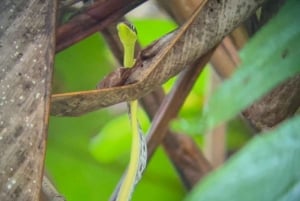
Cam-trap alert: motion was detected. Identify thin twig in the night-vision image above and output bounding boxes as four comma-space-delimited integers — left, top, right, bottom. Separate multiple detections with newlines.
145, 49, 214, 157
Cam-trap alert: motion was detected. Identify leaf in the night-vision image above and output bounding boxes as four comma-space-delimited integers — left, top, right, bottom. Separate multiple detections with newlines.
185, 115, 300, 201
89, 109, 149, 163
132, 19, 177, 46
89, 114, 132, 163
54, 34, 111, 92
175, 0, 300, 133
47, 114, 184, 201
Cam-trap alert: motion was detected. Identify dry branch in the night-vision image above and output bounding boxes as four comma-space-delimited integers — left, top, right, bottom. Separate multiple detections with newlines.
158, 0, 229, 168
51, 0, 267, 116
243, 74, 300, 131
56, 0, 147, 52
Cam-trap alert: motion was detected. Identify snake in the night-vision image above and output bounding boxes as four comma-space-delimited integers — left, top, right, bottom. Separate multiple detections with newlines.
116, 22, 147, 201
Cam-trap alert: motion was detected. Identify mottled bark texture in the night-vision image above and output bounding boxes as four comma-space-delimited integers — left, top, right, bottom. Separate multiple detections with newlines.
243, 75, 300, 131
0, 1, 56, 200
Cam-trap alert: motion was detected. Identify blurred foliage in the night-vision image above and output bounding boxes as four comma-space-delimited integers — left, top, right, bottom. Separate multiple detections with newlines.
226, 118, 252, 152
53, 34, 111, 93
89, 108, 150, 164
132, 19, 177, 46
46, 0, 300, 200
46, 19, 188, 201
185, 115, 300, 201
173, 0, 300, 134
184, 0, 300, 200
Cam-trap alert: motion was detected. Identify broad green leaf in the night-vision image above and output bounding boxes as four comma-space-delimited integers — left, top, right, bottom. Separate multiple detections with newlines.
54, 33, 111, 93
46, 110, 119, 201
89, 108, 149, 163
132, 19, 177, 46
185, 115, 300, 201
203, 0, 300, 131
174, 0, 300, 133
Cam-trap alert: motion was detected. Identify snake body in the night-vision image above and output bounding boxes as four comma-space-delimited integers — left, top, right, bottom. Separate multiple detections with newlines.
116, 22, 147, 201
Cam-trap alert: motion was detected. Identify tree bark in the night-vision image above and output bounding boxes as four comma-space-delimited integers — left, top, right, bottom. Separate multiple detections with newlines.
0, 1, 56, 200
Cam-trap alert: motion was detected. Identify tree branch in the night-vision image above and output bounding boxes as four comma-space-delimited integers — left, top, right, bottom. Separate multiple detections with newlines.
0, 0, 56, 200
40, 176, 65, 201
51, 0, 267, 116
243, 74, 300, 131
56, 0, 147, 52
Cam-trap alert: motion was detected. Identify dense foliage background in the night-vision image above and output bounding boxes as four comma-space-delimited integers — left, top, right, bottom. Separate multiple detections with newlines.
46, 1, 300, 201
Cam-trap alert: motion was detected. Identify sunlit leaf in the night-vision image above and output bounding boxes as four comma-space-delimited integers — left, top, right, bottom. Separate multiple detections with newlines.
54, 34, 111, 93
173, 0, 300, 134
132, 19, 177, 46
185, 115, 300, 201
89, 108, 149, 163
202, 0, 300, 131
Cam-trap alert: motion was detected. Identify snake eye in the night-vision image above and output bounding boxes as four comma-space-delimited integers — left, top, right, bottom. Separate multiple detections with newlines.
124, 22, 137, 35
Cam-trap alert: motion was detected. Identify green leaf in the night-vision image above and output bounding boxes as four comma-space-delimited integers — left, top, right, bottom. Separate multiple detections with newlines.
174, 0, 300, 133
89, 114, 132, 163
46, 110, 119, 201
89, 108, 149, 163
185, 115, 300, 201
54, 33, 111, 92
132, 19, 177, 46
203, 0, 300, 131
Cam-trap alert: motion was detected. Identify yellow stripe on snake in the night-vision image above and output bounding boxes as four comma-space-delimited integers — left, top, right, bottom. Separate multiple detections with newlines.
116, 22, 147, 201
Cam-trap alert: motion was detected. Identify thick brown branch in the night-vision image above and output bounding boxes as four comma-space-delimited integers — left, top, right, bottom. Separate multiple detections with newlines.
243, 74, 300, 131
0, 0, 56, 200
56, 0, 147, 52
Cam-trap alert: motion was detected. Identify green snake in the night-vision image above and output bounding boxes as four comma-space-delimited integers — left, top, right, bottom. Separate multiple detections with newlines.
116, 22, 147, 201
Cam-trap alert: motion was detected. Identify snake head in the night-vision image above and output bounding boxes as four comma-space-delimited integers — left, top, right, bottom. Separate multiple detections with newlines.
117, 22, 137, 46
